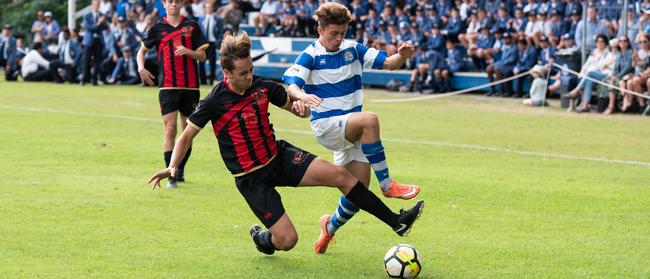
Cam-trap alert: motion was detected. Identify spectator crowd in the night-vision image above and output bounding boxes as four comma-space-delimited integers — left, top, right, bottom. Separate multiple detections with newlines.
2, 0, 650, 114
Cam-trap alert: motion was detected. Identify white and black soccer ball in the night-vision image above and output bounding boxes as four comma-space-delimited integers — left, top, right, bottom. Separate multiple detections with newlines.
383, 244, 422, 279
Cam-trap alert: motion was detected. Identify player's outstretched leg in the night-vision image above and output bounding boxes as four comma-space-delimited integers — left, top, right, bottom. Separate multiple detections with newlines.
300, 158, 424, 253
348, 112, 420, 200
315, 195, 360, 253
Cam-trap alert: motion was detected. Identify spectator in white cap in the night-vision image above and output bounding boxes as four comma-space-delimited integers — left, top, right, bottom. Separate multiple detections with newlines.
43, 11, 61, 46
522, 65, 548, 106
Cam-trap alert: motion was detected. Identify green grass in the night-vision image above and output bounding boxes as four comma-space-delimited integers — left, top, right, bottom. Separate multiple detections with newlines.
1, 81, 649, 278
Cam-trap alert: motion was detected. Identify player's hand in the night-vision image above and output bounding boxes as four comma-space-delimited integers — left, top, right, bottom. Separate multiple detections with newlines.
139, 68, 155, 86
297, 92, 322, 108
397, 43, 415, 59
174, 45, 193, 57
148, 167, 175, 190
291, 99, 310, 117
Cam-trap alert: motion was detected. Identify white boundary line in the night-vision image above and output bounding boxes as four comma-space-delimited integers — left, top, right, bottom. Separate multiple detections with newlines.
1, 103, 649, 168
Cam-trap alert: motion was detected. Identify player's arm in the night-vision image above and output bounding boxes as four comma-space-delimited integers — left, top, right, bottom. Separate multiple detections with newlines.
148, 125, 201, 189
175, 45, 207, 62
137, 45, 155, 85
383, 43, 415, 70
286, 84, 320, 116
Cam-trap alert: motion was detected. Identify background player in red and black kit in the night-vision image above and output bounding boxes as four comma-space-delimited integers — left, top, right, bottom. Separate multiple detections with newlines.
137, 0, 208, 189
148, 32, 425, 255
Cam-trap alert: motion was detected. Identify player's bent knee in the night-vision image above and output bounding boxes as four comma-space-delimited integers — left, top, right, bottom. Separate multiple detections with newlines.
275, 232, 298, 251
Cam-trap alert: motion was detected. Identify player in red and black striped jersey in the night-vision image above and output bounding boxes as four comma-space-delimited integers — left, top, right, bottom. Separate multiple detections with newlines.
148, 32, 424, 256
136, 0, 208, 189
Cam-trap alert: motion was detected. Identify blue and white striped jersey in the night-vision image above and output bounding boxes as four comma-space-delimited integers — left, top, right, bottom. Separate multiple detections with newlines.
282, 40, 387, 122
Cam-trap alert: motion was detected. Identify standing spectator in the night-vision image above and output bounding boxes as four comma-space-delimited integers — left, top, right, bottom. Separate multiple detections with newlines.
487, 32, 518, 96
58, 27, 83, 83
191, 0, 206, 18
575, 7, 609, 50
513, 39, 538, 97
221, 1, 243, 34
564, 0, 582, 18
199, 1, 224, 84
100, 0, 114, 17
0, 24, 18, 81
43, 11, 61, 47
82, 0, 110, 86
31, 11, 47, 43
107, 46, 141, 84
22, 42, 64, 82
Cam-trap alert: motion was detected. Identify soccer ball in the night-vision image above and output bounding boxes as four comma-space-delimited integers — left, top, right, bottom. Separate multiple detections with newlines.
383, 244, 422, 278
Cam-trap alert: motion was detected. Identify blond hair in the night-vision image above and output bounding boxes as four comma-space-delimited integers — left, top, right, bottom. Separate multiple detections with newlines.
315, 2, 352, 28
219, 32, 252, 71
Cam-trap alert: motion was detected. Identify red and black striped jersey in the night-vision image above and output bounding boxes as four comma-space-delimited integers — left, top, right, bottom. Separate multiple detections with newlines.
142, 16, 208, 90
188, 77, 291, 176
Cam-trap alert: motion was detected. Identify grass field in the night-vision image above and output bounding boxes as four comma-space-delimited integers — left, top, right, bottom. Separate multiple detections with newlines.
1, 80, 649, 278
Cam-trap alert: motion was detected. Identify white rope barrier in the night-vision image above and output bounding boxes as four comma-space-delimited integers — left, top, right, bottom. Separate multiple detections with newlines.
372, 68, 534, 103
551, 62, 650, 100
372, 62, 650, 103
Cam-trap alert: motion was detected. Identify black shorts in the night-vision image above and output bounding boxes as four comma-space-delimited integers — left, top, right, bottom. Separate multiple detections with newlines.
234, 140, 317, 228
159, 89, 200, 116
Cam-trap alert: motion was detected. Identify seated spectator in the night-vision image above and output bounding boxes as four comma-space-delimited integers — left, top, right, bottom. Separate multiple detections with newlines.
442, 8, 463, 42
278, 0, 298, 36
547, 10, 567, 46
414, 6, 432, 33
513, 39, 538, 97
604, 36, 633, 114
410, 24, 426, 47
107, 46, 140, 85
477, 27, 504, 66
58, 27, 82, 83
436, 38, 465, 91
254, 0, 281, 36
113, 16, 139, 54
487, 32, 518, 96
426, 23, 445, 52
536, 35, 556, 69
408, 45, 435, 92
469, 25, 495, 70
426, 5, 443, 30
567, 34, 614, 112
511, 8, 528, 35
21, 42, 64, 82
622, 34, 650, 112
0, 24, 18, 81
522, 65, 549, 106
459, 10, 480, 48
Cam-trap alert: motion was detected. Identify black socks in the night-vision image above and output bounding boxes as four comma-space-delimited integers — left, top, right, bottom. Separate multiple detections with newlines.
344, 181, 400, 229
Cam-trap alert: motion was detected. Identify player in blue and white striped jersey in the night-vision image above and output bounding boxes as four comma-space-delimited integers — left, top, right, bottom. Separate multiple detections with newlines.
282, 2, 423, 255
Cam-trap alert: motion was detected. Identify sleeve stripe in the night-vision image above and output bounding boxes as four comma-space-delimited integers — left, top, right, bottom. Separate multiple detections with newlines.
372, 50, 388, 69
282, 76, 306, 88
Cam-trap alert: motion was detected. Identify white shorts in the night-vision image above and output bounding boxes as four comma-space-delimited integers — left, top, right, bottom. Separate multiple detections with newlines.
310, 114, 368, 166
